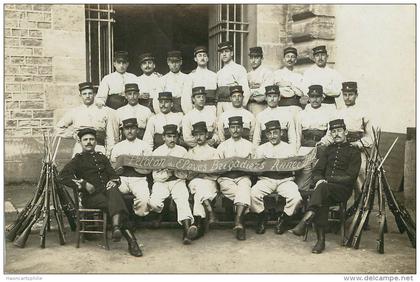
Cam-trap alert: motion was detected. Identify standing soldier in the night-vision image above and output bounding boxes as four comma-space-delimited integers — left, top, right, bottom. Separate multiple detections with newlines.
291, 119, 361, 254
189, 46, 217, 114
253, 85, 299, 152
96, 51, 138, 110
159, 50, 193, 114
148, 124, 197, 244
251, 120, 302, 235
143, 92, 184, 150
110, 118, 153, 217
56, 82, 119, 157
217, 116, 254, 241
182, 87, 219, 148
216, 41, 250, 116
58, 128, 143, 257
295, 85, 337, 191
186, 121, 219, 238
116, 83, 152, 140
274, 47, 306, 110
303, 45, 343, 110
247, 46, 274, 115
217, 85, 255, 142
137, 52, 162, 113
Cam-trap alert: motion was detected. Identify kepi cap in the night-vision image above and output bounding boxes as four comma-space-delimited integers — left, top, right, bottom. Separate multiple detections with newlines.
218, 41, 233, 52
122, 118, 138, 128
194, 46, 207, 56
312, 45, 327, 55
77, 128, 96, 139
192, 121, 208, 134
265, 120, 281, 131
139, 52, 155, 63
249, 46, 263, 56
158, 92, 173, 100
329, 119, 346, 130
308, 85, 323, 96
284, 47, 297, 56
78, 82, 94, 92
114, 51, 129, 61
228, 116, 243, 126
192, 86, 206, 97
342, 81, 358, 92
265, 85, 280, 95
167, 50, 182, 60
125, 83, 139, 93
229, 85, 243, 95
163, 124, 178, 135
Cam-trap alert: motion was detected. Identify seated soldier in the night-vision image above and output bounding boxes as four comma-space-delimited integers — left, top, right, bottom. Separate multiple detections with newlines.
116, 84, 152, 140
143, 92, 184, 150
186, 121, 219, 238
217, 116, 255, 241
148, 124, 197, 244
251, 120, 302, 235
290, 119, 361, 254
110, 118, 153, 217
58, 128, 142, 257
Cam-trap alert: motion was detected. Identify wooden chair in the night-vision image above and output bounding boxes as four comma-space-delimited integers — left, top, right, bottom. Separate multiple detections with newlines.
73, 188, 109, 250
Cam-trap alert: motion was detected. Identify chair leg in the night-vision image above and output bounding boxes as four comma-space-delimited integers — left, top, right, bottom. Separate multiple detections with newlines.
103, 212, 109, 250
81, 211, 85, 243
76, 210, 81, 248
340, 202, 347, 246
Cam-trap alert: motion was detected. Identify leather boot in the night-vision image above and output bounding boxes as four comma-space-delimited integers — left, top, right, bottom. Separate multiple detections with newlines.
111, 214, 123, 242
203, 199, 217, 225
151, 212, 163, 229
290, 210, 315, 236
312, 226, 326, 254
275, 213, 289, 235
122, 229, 143, 257
181, 219, 198, 245
193, 216, 205, 240
255, 212, 267, 235
233, 204, 246, 240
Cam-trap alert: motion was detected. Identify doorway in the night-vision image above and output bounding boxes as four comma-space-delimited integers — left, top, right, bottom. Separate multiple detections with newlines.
113, 4, 210, 76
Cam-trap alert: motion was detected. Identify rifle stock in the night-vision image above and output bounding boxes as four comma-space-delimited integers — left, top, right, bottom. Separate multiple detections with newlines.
13, 203, 43, 248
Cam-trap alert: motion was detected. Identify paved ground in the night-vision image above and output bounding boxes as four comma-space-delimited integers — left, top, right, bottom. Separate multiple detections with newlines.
4, 184, 417, 274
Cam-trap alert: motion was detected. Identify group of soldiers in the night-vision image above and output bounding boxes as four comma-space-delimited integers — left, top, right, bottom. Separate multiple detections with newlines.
56, 41, 372, 257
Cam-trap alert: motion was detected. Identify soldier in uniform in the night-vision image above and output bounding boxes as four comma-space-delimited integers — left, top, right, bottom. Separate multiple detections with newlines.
58, 128, 142, 257
295, 85, 337, 191
143, 92, 184, 150
148, 124, 197, 244
216, 41, 250, 116
251, 120, 302, 234
303, 45, 343, 110
110, 118, 153, 217
320, 82, 373, 194
137, 52, 162, 113
217, 85, 255, 142
96, 51, 139, 110
217, 116, 254, 241
182, 87, 219, 148
274, 47, 306, 110
247, 46, 274, 115
159, 50, 193, 114
186, 121, 219, 238
56, 82, 119, 157
253, 85, 299, 153
291, 119, 361, 254
116, 83, 152, 140
189, 46, 217, 114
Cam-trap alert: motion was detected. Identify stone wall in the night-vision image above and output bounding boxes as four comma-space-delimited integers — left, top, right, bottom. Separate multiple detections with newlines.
4, 4, 86, 182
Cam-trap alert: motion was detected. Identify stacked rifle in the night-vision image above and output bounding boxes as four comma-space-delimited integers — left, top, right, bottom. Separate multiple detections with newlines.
6, 134, 77, 248
345, 128, 416, 253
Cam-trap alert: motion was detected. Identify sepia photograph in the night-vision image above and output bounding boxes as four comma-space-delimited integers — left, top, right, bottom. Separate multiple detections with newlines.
3, 2, 416, 279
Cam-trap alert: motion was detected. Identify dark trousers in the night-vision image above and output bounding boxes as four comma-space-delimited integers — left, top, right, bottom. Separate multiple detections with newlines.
82, 187, 129, 218
308, 182, 353, 227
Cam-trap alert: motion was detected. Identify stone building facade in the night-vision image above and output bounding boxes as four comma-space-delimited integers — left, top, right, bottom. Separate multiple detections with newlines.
4, 4, 414, 183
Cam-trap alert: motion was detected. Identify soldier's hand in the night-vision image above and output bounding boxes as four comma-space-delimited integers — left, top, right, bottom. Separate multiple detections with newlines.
106, 181, 117, 190
95, 100, 105, 108
85, 182, 96, 194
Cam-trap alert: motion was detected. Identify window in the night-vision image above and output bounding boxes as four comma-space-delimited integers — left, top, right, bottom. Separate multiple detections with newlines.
85, 4, 115, 88
208, 4, 249, 71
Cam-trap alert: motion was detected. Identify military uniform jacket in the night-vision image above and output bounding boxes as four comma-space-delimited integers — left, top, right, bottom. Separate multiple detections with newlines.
58, 151, 121, 195
312, 142, 361, 187
182, 107, 218, 148
96, 71, 139, 105
217, 107, 255, 142
337, 104, 372, 147
138, 72, 162, 113
56, 104, 119, 149
159, 71, 193, 113
273, 67, 305, 97
116, 103, 153, 130
189, 67, 217, 90
247, 65, 274, 102
216, 60, 251, 106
